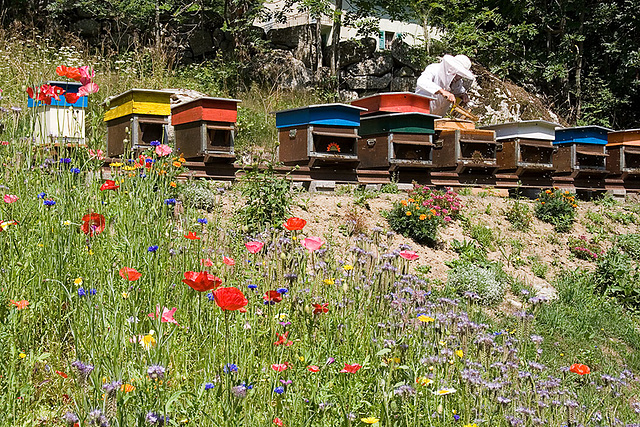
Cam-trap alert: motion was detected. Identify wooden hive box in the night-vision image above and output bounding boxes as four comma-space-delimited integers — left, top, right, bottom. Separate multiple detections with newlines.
172, 97, 240, 163
28, 81, 87, 146
432, 119, 498, 172
103, 89, 172, 157
351, 92, 434, 116
480, 120, 559, 174
607, 129, 640, 176
553, 126, 611, 174
358, 112, 438, 170
275, 104, 365, 168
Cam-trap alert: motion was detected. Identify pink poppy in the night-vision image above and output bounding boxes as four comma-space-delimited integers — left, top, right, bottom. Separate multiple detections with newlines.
88, 149, 105, 160
3, 194, 18, 203
307, 365, 320, 373
399, 250, 419, 261
155, 144, 173, 157
245, 241, 264, 254
223, 256, 235, 266
302, 236, 324, 252
148, 306, 179, 325
78, 65, 95, 85
78, 82, 99, 96
271, 363, 288, 372
201, 258, 214, 267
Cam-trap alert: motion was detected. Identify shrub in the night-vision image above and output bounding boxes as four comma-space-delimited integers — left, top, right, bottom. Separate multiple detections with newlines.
447, 261, 506, 305
534, 189, 577, 232
504, 199, 533, 230
593, 248, 640, 310
407, 185, 463, 219
617, 233, 640, 260
568, 235, 603, 260
470, 223, 495, 251
181, 180, 221, 212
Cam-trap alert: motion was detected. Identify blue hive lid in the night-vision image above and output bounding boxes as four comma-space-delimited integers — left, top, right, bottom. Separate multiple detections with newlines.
274, 103, 367, 128
27, 81, 88, 108
554, 125, 612, 145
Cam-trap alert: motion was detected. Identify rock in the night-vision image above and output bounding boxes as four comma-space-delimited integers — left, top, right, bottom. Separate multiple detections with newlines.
267, 26, 304, 49
268, 25, 317, 69
249, 49, 312, 90
189, 30, 214, 57
168, 89, 209, 107
73, 19, 100, 38
390, 77, 418, 92
345, 53, 393, 77
395, 66, 415, 77
344, 73, 392, 91
391, 38, 420, 70
338, 37, 377, 67
339, 90, 359, 101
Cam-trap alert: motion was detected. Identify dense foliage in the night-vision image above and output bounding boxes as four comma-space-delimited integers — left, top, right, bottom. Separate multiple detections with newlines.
534, 189, 577, 232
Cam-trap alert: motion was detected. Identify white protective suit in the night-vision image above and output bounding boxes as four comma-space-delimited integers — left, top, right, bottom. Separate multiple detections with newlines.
415, 54, 475, 117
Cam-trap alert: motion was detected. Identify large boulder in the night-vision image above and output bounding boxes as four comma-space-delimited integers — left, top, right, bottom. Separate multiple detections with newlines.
345, 53, 394, 77
249, 49, 312, 90
189, 30, 215, 57
391, 38, 421, 71
390, 77, 418, 92
73, 19, 100, 38
344, 73, 392, 91
338, 37, 377, 67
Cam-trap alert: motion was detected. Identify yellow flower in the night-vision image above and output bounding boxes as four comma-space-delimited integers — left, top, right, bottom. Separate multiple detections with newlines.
439, 340, 446, 346
463, 424, 478, 427
141, 333, 157, 349
361, 417, 379, 424
19, 353, 26, 359
122, 166, 136, 171
74, 277, 83, 286
298, 356, 305, 362
419, 214, 427, 221
275, 313, 288, 321
110, 162, 123, 167
323, 278, 335, 285
63, 220, 71, 226
170, 181, 177, 188
38, 243, 44, 247
343, 265, 353, 271
173, 161, 182, 167
416, 376, 433, 386
433, 387, 456, 395
418, 314, 435, 323
406, 211, 412, 216
455, 349, 464, 358
122, 292, 129, 299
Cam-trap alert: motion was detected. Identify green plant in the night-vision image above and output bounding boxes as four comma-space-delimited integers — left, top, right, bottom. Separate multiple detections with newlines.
181, 180, 222, 212
335, 184, 354, 196
451, 239, 487, 264
534, 189, 577, 232
457, 187, 473, 196
529, 256, 549, 279
585, 210, 605, 224
380, 174, 400, 194
470, 223, 495, 251
605, 210, 637, 225
594, 193, 619, 207
353, 186, 378, 210
504, 199, 533, 230
447, 261, 506, 305
567, 235, 603, 261
593, 249, 640, 310
617, 234, 640, 260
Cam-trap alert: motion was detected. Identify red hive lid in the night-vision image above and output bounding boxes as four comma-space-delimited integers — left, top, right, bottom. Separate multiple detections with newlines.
172, 97, 241, 126
351, 92, 434, 116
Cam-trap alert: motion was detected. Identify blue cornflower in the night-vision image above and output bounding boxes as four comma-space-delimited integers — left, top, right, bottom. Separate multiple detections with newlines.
37, 192, 46, 199
139, 173, 147, 178
242, 382, 253, 390
223, 363, 238, 374
453, 414, 460, 421
164, 198, 176, 206
78, 288, 86, 297
274, 386, 285, 395
277, 287, 288, 294
248, 284, 258, 290
204, 382, 215, 390
145, 158, 154, 164
70, 168, 81, 174
89, 288, 97, 295
60, 158, 71, 164
150, 140, 161, 147
148, 245, 159, 253
43, 199, 56, 206
197, 218, 208, 225
206, 292, 214, 302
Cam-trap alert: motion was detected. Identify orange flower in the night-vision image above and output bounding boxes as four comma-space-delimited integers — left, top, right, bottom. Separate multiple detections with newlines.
184, 231, 200, 240
120, 384, 136, 392
10, 300, 29, 310
173, 161, 181, 167
119, 267, 142, 281
81, 213, 105, 236
169, 181, 177, 188
569, 363, 590, 375
401, 200, 408, 207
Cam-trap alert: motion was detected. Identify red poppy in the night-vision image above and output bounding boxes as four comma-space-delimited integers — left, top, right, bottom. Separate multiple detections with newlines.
312, 303, 329, 315
213, 287, 248, 311
271, 363, 288, 372
307, 365, 320, 373
184, 231, 201, 240
569, 363, 591, 375
26, 87, 35, 99
182, 271, 222, 292
100, 180, 119, 191
273, 332, 292, 347
201, 258, 214, 267
55, 370, 68, 378
223, 256, 235, 266
81, 213, 105, 236
245, 241, 264, 254
283, 217, 306, 231
399, 250, 419, 261
64, 92, 81, 104
264, 290, 282, 304
10, 300, 29, 310
340, 363, 362, 373
273, 418, 284, 427
119, 267, 142, 281
56, 65, 82, 81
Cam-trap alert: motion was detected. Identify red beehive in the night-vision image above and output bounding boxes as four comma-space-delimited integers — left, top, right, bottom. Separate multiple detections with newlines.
351, 92, 434, 116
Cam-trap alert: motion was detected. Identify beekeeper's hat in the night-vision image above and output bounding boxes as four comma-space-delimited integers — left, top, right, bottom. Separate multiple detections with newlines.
445, 54, 475, 80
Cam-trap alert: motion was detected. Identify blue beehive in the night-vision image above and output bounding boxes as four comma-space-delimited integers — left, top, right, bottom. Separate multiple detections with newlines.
554, 126, 611, 173
28, 81, 87, 145
275, 104, 366, 167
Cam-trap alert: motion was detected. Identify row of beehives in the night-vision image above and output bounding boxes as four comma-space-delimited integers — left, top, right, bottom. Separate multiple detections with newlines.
29, 84, 640, 179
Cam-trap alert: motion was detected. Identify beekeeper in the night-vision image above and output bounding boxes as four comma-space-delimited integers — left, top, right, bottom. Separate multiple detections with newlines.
415, 54, 475, 117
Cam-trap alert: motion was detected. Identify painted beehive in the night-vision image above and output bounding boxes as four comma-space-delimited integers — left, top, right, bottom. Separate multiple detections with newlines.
358, 112, 438, 170
28, 81, 87, 145
350, 92, 434, 116
553, 126, 611, 174
481, 121, 559, 174
606, 129, 640, 176
432, 119, 498, 172
276, 104, 365, 167
172, 97, 240, 162
103, 89, 171, 157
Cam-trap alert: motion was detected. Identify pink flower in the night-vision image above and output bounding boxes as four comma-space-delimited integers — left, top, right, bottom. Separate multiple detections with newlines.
399, 250, 419, 261
201, 258, 214, 267
223, 256, 235, 266
148, 306, 179, 325
89, 149, 105, 160
245, 241, 264, 254
78, 82, 99, 96
78, 65, 95, 85
271, 363, 288, 372
302, 236, 324, 252
3, 194, 18, 203
155, 144, 173, 157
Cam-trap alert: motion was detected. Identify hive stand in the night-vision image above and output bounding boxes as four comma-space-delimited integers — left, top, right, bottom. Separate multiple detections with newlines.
29, 81, 87, 148
481, 120, 559, 190
553, 126, 611, 194
430, 119, 500, 187
172, 97, 240, 165
104, 89, 172, 157
607, 129, 640, 194
275, 104, 370, 184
